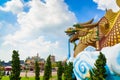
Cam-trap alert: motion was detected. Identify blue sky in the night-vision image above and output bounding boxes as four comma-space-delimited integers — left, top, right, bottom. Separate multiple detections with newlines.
0, 0, 119, 61
65, 0, 105, 21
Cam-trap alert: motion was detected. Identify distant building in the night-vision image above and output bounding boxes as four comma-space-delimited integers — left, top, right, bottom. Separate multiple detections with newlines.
1, 60, 25, 73
50, 55, 55, 63
1, 60, 24, 67
1, 61, 11, 67
20, 60, 25, 65
25, 53, 45, 71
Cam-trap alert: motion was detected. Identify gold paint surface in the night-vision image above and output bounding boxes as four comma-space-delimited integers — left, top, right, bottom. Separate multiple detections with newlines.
105, 10, 120, 36
116, 0, 120, 7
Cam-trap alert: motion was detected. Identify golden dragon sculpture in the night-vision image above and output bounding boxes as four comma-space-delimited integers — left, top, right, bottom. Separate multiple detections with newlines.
65, 0, 120, 57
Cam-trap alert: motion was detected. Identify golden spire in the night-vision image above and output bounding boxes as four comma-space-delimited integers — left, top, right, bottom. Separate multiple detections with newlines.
116, 0, 120, 8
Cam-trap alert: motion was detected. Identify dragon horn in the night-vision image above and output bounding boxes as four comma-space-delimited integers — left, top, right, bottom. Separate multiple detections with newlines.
79, 18, 94, 25
81, 22, 98, 28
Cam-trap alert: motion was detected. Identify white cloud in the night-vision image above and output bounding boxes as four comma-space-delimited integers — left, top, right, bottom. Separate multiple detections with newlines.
93, 0, 120, 12
1, 0, 77, 61
0, 0, 23, 14
1, 36, 62, 61
0, 22, 3, 29
17, 0, 76, 36
0, 21, 19, 36
2, 0, 76, 41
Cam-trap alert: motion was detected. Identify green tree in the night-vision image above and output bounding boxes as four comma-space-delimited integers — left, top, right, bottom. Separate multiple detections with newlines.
89, 52, 107, 80
43, 55, 52, 80
64, 62, 75, 80
0, 60, 3, 80
64, 62, 68, 80
67, 62, 73, 80
35, 61, 40, 80
57, 61, 63, 80
10, 50, 21, 80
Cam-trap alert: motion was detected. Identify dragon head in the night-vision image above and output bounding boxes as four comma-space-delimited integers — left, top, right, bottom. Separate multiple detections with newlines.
65, 27, 77, 36
65, 19, 98, 42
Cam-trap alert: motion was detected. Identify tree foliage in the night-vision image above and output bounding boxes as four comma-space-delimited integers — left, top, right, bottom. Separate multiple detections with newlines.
89, 52, 107, 80
35, 61, 40, 80
0, 60, 4, 80
43, 55, 52, 80
64, 62, 76, 80
63, 62, 68, 80
10, 50, 21, 80
67, 62, 74, 80
57, 61, 63, 80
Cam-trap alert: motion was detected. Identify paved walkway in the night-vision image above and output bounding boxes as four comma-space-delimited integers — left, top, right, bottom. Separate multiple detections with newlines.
20, 71, 57, 77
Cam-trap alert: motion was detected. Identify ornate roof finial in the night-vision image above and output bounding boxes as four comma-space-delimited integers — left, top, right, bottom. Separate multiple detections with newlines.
105, 8, 107, 12
37, 53, 39, 57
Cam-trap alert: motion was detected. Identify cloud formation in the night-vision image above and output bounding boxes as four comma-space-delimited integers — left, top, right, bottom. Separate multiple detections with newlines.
0, 0, 77, 61
0, 0, 23, 14
2, 36, 60, 60
0, 22, 3, 29
93, 0, 120, 12
16, 0, 76, 39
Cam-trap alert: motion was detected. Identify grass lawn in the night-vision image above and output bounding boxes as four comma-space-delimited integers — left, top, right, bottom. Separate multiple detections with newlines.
2, 76, 58, 80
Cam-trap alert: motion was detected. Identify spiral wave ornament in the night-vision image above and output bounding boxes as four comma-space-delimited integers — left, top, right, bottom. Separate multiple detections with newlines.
116, 0, 120, 8
73, 53, 93, 80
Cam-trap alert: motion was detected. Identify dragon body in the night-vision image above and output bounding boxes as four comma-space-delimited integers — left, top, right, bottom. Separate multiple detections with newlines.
65, 2, 120, 57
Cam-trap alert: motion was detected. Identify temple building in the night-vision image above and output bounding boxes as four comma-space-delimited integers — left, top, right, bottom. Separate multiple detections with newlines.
25, 53, 45, 71
50, 55, 55, 63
